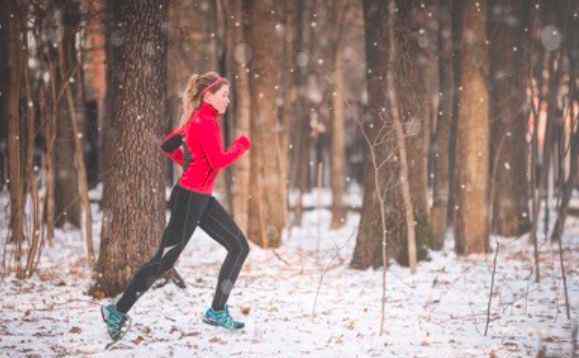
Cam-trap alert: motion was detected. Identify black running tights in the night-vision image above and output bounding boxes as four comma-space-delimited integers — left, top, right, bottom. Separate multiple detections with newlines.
116, 184, 250, 313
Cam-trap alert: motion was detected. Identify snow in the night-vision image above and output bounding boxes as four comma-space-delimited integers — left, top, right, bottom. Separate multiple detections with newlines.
0, 187, 578, 357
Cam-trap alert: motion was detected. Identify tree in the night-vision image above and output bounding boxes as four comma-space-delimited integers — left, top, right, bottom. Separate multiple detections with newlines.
0, 3, 9, 193
350, 0, 389, 269
246, 0, 287, 248
394, 0, 433, 256
58, 0, 95, 263
6, 0, 25, 277
54, 0, 81, 228
222, 0, 252, 235
489, 1, 530, 237
431, 0, 454, 249
92, 0, 169, 296
454, 0, 490, 255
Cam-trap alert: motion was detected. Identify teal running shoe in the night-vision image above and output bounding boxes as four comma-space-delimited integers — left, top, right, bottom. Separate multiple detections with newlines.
202, 304, 245, 330
100, 303, 130, 340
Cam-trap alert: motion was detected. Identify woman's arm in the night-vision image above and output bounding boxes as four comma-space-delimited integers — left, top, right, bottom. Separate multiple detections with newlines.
160, 131, 185, 166
193, 119, 251, 169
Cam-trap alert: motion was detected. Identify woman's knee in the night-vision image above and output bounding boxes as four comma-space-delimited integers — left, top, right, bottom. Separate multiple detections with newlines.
238, 236, 250, 257
228, 235, 250, 258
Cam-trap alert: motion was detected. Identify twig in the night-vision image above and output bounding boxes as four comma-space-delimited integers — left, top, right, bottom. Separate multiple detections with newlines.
557, 233, 571, 320
484, 241, 500, 336
312, 228, 356, 316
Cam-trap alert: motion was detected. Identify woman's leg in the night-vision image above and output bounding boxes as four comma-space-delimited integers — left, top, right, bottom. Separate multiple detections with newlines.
200, 197, 250, 311
116, 186, 210, 313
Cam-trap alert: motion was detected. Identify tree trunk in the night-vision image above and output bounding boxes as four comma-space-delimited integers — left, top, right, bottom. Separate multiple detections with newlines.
454, 0, 490, 255
278, 0, 296, 228
54, 1, 81, 229
246, 0, 286, 248
0, 8, 8, 193
92, 0, 169, 297
7, 0, 25, 277
330, 44, 347, 229
431, 0, 454, 249
59, 0, 95, 264
394, 0, 432, 260
289, 0, 310, 227
351, 0, 392, 269
222, 0, 252, 235
85, 0, 107, 188
489, 0, 530, 237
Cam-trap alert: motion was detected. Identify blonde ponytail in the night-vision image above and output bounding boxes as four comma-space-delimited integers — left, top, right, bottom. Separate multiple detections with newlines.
178, 74, 200, 128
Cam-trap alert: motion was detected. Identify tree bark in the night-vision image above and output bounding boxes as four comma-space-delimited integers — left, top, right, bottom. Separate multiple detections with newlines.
330, 36, 347, 230
489, 0, 530, 237
454, 0, 490, 255
54, 0, 81, 229
394, 0, 432, 260
0, 7, 8, 193
351, 0, 392, 269
7, 0, 25, 277
222, 0, 252, 235
85, 0, 107, 189
246, 0, 287, 248
92, 0, 169, 297
59, 0, 95, 263
431, 0, 454, 249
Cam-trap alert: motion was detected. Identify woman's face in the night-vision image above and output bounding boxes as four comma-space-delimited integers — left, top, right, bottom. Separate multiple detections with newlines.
204, 84, 230, 115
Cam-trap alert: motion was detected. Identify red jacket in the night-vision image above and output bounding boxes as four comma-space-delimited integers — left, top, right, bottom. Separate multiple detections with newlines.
161, 102, 251, 195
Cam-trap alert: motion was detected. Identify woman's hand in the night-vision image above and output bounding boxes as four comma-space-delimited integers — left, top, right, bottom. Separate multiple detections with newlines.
236, 134, 252, 151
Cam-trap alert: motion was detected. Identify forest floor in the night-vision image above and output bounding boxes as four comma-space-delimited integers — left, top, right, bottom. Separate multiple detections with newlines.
0, 186, 578, 357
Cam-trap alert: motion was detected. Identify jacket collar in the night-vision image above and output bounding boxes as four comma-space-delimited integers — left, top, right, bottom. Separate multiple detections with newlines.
198, 101, 219, 117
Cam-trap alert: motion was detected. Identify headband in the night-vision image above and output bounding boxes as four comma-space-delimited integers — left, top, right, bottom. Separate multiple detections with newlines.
200, 77, 225, 98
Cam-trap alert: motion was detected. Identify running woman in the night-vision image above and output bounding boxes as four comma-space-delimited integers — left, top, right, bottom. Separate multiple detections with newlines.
101, 71, 252, 339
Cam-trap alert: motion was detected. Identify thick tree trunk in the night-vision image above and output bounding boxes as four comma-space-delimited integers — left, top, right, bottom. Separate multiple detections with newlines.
489, 1, 530, 237
92, 0, 169, 297
394, 0, 432, 260
351, 0, 394, 269
454, 0, 490, 255
246, 0, 287, 248
431, 0, 454, 249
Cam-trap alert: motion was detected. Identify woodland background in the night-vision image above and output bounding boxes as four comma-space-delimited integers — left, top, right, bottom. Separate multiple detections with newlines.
1, 1, 578, 356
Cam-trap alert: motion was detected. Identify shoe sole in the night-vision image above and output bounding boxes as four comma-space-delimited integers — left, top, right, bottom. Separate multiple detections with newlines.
202, 317, 244, 331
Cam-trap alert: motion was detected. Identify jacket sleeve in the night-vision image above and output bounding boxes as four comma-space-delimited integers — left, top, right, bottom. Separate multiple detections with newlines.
192, 118, 250, 170
160, 130, 184, 166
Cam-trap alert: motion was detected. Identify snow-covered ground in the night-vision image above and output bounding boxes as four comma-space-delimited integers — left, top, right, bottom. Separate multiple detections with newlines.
1, 187, 578, 357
